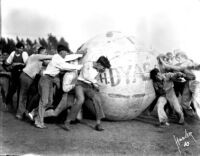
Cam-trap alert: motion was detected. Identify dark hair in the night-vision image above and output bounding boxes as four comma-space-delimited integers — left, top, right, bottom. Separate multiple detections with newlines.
150, 68, 160, 81
57, 44, 71, 53
37, 47, 46, 54
16, 42, 24, 49
97, 56, 111, 69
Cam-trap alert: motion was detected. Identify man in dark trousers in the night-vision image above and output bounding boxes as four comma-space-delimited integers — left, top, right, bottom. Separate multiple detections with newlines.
63, 56, 111, 131
4, 42, 29, 110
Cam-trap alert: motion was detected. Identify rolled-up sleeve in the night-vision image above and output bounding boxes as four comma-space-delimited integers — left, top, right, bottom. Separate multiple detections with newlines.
54, 56, 82, 71
22, 52, 29, 63
65, 54, 83, 62
6, 52, 15, 64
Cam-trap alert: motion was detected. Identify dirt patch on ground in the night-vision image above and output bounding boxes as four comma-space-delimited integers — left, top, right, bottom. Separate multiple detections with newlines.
0, 98, 200, 156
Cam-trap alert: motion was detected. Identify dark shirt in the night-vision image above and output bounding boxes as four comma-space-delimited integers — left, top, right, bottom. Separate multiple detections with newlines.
153, 80, 166, 96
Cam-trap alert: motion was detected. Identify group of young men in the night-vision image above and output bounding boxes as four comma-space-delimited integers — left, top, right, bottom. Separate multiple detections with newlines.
149, 51, 200, 126
1, 43, 199, 131
1, 42, 111, 131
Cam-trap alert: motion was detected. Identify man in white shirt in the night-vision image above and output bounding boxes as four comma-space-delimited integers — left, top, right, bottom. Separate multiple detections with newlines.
16, 47, 53, 120
63, 56, 111, 131
42, 55, 82, 119
34, 45, 82, 128
5, 42, 29, 108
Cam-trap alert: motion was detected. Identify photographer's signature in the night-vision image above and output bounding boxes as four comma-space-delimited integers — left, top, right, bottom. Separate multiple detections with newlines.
173, 129, 197, 154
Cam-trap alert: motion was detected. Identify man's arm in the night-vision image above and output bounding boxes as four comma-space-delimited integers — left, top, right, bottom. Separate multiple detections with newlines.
22, 51, 29, 63
163, 72, 186, 81
37, 54, 53, 61
5, 52, 15, 65
54, 56, 82, 71
159, 57, 197, 71
64, 54, 83, 62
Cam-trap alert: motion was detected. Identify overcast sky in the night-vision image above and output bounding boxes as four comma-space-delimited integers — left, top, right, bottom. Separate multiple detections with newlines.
2, 0, 200, 61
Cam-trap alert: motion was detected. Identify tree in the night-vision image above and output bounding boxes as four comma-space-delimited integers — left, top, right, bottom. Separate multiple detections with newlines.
59, 37, 69, 48
16, 36, 21, 43
39, 37, 48, 48
0, 37, 6, 52
47, 33, 58, 50
6, 38, 15, 54
26, 38, 33, 47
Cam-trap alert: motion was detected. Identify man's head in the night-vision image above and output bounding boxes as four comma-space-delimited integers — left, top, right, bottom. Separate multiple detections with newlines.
37, 47, 47, 55
150, 68, 163, 81
175, 52, 188, 63
15, 42, 24, 53
95, 56, 111, 73
165, 52, 174, 64
157, 54, 168, 64
57, 44, 71, 58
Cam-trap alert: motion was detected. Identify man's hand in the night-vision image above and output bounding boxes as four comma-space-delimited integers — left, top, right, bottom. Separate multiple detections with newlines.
12, 62, 24, 66
176, 72, 186, 77
76, 54, 83, 59
92, 83, 100, 91
194, 64, 200, 70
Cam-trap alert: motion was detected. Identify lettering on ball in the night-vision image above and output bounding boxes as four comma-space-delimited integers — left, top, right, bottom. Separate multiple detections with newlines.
99, 62, 151, 87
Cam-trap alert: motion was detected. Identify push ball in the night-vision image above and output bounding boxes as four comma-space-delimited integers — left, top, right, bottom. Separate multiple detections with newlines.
77, 31, 158, 120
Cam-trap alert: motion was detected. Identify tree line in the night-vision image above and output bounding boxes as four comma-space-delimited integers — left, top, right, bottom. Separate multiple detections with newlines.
0, 34, 70, 55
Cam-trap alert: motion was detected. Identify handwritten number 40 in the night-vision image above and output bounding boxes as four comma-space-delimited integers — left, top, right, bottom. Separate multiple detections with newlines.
184, 142, 190, 147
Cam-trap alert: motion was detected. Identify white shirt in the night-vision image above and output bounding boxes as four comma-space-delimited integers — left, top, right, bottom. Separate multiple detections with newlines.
23, 54, 53, 79
43, 54, 82, 77
6, 51, 29, 64
78, 61, 99, 84
64, 54, 83, 62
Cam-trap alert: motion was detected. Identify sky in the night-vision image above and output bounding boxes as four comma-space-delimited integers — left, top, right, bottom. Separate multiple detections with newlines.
2, 0, 200, 61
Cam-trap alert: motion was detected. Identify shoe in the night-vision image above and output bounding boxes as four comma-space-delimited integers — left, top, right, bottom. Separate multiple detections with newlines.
71, 119, 81, 124
16, 114, 23, 120
178, 122, 185, 125
35, 123, 47, 129
159, 122, 170, 127
25, 112, 34, 121
178, 118, 185, 125
62, 122, 71, 131
95, 124, 104, 131
165, 122, 170, 126
3, 103, 8, 111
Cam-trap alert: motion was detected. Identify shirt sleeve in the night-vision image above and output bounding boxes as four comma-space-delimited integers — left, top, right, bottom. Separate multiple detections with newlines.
54, 55, 83, 71
82, 62, 98, 84
37, 54, 53, 61
163, 72, 181, 81
62, 72, 77, 92
64, 54, 83, 62
22, 52, 29, 63
6, 51, 15, 64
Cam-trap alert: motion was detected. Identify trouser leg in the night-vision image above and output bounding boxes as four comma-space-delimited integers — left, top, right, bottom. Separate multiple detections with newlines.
26, 75, 40, 112
190, 80, 200, 119
35, 75, 53, 125
66, 85, 84, 122
85, 88, 105, 120
44, 92, 70, 117
1, 77, 9, 106
166, 89, 184, 123
27, 94, 40, 112
157, 96, 168, 123
6, 77, 17, 106
17, 72, 33, 116
181, 81, 192, 110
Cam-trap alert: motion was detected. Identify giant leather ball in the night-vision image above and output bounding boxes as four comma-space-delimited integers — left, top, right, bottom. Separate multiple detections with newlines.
77, 31, 158, 120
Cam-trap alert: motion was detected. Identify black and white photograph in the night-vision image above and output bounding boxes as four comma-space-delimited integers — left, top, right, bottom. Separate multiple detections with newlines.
0, 0, 200, 155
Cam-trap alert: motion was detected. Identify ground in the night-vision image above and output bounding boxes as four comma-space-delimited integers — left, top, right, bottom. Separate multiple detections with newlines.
0, 96, 200, 156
